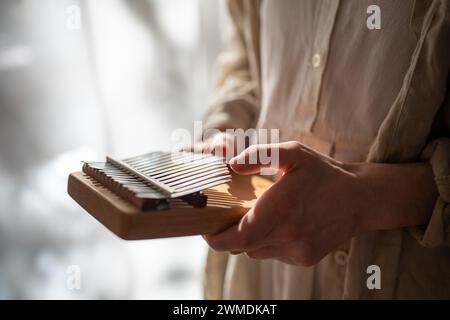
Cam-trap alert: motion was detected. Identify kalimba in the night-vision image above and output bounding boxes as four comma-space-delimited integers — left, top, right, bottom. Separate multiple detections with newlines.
68, 151, 272, 240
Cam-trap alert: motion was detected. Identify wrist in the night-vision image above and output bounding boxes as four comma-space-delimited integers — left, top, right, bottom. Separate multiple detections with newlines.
346, 161, 437, 233
343, 162, 377, 233
347, 163, 383, 233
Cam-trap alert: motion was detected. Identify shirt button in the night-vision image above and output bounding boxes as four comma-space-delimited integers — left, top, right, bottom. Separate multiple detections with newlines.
334, 250, 348, 265
312, 53, 321, 68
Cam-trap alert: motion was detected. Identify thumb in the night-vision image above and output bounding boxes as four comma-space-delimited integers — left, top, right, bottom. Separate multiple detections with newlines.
229, 142, 301, 175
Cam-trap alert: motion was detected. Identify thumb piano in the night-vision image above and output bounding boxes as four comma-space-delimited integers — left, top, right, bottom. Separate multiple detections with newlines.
67, 151, 272, 240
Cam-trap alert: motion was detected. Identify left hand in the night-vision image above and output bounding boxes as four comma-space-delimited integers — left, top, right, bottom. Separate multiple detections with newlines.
203, 141, 437, 266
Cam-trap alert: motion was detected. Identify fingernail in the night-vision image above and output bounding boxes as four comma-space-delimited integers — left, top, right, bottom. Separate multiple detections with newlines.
229, 156, 238, 164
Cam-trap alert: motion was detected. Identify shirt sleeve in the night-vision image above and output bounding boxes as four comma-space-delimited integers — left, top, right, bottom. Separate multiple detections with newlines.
202, 0, 260, 136
410, 97, 450, 247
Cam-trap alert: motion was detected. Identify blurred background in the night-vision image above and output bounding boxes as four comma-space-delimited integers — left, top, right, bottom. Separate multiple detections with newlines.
0, 0, 228, 299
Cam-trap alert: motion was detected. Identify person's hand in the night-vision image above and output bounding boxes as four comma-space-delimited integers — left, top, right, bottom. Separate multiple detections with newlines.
203, 141, 437, 266
204, 141, 361, 265
182, 131, 239, 161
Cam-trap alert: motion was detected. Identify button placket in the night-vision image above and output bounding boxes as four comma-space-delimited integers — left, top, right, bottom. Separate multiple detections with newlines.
295, 0, 341, 134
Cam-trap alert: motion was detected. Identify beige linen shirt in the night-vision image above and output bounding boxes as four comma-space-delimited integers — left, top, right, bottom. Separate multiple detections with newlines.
203, 0, 450, 299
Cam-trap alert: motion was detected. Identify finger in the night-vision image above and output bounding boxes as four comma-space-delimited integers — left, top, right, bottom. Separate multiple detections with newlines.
180, 142, 210, 154
202, 235, 243, 255
205, 170, 290, 252
204, 207, 273, 252
276, 257, 299, 265
209, 135, 237, 160
245, 247, 301, 266
229, 141, 302, 175
245, 245, 285, 260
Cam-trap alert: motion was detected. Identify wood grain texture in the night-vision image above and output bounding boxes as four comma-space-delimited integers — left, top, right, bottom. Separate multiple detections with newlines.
67, 172, 273, 240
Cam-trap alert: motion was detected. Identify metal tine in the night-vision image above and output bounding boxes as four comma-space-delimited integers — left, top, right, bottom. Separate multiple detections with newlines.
87, 152, 231, 199
104, 175, 139, 181
122, 185, 154, 190
101, 169, 135, 176
122, 151, 160, 160
116, 183, 159, 193
110, 174, 166, 190
83, 161, 107, 169
91, 164, 145, 182
159, 165, 228, 184
171, 174, 231, 190
99, 160, 220, 185
99, 164, 161, 184
146, 156, 223, 178
171, 176, 231, 198
127, 152, 197, 168
106, 176, 166, 194
100, 165, 126, 170
141, 158, 218, 175
125, 186, 162, 193
133, 192, 166, 199
104, 172, 138, 179
135, 192, 171, 199
158, 163, 227, 184
133, 193, 165, 198
130, 155, 201, 173
107, 173, 173, 190
164, 170, 229, 189
102, 167, 134, 173
131, 154, 213, 175
100, 169, 133, 176
99, 166, 167, 190
106, 173, 163, 189
123, 150, 168, 163
101, 173, 140, 181
122, 183, 155, 190
107, 179, 144, 184
91, 162, 137, 172
102, 174, 142, 182
103, 163, 125, 169
168, 169, 231, 189
126, 152, 181, 167
144, 163, 223, 181
151, 161, 226, 182
174, 175, 232, 193
107, 156, 175, 195
133, 152, 210, 172
118, 180, 154, 187
103, 172, 174, 193
120, 183, 152, 188
109, 177, 149, 185
125, 186, 162, 194
102, 171, 139, 178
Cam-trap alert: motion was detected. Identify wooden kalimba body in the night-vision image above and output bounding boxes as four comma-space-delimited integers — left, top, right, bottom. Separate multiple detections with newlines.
68, 151, 272, 240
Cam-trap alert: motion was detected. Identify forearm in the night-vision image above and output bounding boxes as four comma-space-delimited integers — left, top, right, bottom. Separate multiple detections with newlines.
351, 162, 438, 232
